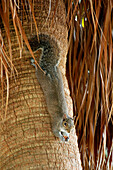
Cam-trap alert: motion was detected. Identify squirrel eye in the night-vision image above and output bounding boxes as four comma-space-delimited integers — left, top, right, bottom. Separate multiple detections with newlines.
64, 122, 67, 127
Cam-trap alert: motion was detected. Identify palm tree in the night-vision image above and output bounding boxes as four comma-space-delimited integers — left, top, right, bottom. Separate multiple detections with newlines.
0, 0, 113, 169
0, 0, 82, 169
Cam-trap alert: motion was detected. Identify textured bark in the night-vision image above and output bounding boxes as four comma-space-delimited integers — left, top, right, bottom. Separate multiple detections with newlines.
0, 0, 82, 169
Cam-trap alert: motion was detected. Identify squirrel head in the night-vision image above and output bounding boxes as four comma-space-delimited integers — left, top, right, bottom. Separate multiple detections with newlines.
61, 114, 75, 133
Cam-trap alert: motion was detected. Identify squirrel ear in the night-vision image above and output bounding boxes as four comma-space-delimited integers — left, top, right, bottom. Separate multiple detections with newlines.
63, 114, 67, 119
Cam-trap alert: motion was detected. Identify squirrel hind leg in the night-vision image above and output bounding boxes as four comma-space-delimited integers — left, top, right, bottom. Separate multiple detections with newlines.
30, 58, 37, 69
30, 48, 44, 69
31, 57, 51, 77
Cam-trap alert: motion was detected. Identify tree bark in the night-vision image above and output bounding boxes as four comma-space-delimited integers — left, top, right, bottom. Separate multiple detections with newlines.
0, 0, 82, 169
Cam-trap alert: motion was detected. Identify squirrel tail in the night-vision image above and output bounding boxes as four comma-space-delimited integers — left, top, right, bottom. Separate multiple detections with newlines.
28, 34, 60, 72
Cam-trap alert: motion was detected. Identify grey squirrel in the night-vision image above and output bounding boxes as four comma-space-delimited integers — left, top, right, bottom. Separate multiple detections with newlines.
28, 34, 74, 141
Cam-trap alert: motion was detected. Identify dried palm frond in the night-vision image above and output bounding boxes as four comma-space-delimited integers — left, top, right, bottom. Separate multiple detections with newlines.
65, 0, 113, 169
0, 0, 44, 119
0, 28, 18, 119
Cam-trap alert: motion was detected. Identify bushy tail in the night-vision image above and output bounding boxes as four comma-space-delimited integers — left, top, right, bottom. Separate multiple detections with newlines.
28, 34, 60, 72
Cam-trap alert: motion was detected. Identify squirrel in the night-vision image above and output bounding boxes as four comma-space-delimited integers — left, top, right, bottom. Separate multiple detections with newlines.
28, 34, 74, 141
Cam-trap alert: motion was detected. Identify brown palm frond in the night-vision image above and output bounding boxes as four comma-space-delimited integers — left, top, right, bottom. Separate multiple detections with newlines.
0, 0, 45, 118
0, 29, 17, 119
66, 0, 113, 169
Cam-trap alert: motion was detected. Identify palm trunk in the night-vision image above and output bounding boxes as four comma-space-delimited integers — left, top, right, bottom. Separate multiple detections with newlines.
0, 0, 82, 169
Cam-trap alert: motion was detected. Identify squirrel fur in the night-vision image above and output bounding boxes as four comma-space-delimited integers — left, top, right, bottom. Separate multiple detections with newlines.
28, 34, 74, 141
